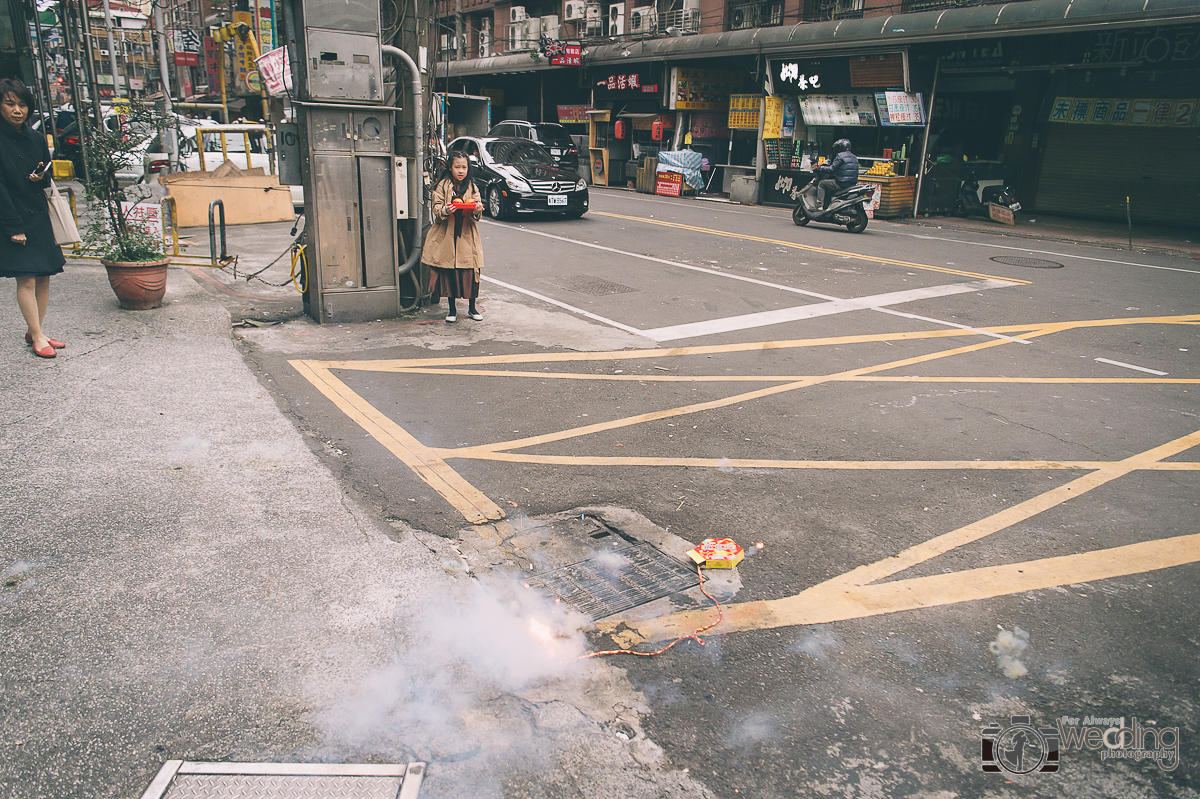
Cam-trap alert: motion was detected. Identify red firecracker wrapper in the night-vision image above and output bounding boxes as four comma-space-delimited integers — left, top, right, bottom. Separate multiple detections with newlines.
687, 538, 744, 569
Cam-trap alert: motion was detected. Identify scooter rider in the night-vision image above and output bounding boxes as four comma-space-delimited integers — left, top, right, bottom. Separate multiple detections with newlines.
814, 139, 858, 209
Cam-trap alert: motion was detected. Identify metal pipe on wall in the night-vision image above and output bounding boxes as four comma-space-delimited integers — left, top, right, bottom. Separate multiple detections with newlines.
151, 0, 178, 170
382, 44, 425, 281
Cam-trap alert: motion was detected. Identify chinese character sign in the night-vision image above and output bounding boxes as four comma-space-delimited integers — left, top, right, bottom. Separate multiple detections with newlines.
542, 39, 581, 66
596, 73, 646, 92
875, 92, 925, 126
1047, 96, 1200, 126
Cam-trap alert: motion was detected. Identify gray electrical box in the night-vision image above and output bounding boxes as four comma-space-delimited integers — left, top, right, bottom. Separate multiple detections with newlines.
304, 30, 381, 103
289, 0, 408, 324
276, 122, 302, 186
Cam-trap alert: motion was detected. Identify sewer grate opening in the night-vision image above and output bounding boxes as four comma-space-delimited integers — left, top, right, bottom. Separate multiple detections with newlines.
525, 540, 699, 619
165, 775, 401, 799
541, 275, 640, 296
141, 761, 425, 799
989, 255, 1065, 269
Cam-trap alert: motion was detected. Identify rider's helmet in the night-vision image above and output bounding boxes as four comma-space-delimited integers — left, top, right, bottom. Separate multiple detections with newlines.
832, 139, 852, 155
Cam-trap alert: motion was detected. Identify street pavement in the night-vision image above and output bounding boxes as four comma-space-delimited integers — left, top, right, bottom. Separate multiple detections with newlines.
1, 189, 1197, 798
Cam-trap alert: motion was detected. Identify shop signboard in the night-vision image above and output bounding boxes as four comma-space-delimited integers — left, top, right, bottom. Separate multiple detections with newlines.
654, 170, 683, 197
255, 46, 292, 95
781, 99, 796, 138
172, 29, 201, 66
798, 94, 877, 126
204, 35, 220, 92
669, 67, 743, 111
727, 94, 761, 129
120, 201, 164, 242
762, 96, 784, 138
557, 105, 593, 123
596, 72, 655, 93
1048, 96, 1200, 126
768, 58, 851, 95
875, 92, 925, 126
542, 40, 581, 66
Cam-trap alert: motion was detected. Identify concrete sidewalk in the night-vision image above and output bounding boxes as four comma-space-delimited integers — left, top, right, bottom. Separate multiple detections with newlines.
0, 261, 705, 798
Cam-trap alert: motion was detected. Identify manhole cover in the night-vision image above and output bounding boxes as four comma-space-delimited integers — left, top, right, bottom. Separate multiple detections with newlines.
542, 275, 639, 296
526, 540, 699, 618
989, 255, 1065, 269
141, 762, 425, 799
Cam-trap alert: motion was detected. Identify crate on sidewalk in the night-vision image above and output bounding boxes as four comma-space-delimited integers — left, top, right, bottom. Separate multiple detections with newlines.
636, 157, 658, 193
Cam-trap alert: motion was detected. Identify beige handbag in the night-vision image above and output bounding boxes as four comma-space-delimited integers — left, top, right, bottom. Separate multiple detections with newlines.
46, 179, 81, 246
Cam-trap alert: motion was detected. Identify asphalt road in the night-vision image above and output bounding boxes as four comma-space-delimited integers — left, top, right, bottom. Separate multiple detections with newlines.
239, 189, 1199, 797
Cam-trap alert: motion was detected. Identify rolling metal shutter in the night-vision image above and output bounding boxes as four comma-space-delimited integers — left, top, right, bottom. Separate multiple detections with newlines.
1037, 125, 1200, 228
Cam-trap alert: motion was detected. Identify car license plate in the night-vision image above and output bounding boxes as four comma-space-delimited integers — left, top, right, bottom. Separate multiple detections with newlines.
550, 148, 562, 155
548, 194, 567, 206
1010, 201, 1022, 211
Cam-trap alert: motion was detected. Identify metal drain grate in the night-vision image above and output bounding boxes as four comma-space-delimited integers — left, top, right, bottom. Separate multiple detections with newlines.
526, 540, 699, 618
990, 255, 1065, 269
140, 762, 425, 799
541, 275, 640, 296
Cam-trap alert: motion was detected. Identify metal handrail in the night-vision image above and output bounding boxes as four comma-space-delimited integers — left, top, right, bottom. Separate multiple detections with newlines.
193, 124, 275, 175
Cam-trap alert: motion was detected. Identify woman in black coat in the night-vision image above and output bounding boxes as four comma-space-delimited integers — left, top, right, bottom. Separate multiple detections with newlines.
0, 79, 66, 358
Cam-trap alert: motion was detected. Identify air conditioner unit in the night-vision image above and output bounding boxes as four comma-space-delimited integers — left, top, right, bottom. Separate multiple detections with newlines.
629, 5, 655, 31
682, 2, 701, 31
100, 48, 110, 56
510, 5, 527, 22
541, 14, 559, 33
508, 24, 524, 48
479, 18, 492, 56
724, 2, 753, 28
523, 17, 540, 45
608, 4, 624, 34
564, 0, 585, 20
585, 2, 603, 20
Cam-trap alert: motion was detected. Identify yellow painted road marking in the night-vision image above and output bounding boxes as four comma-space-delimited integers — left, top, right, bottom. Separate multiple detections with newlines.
458, 333, 1041, 456
604, 428, 1200, 644
432, 451, 1200, 471
289, 360, 506, 525
593, 210, 1032, 284
321, 313, 1199, 373
378, 366, 1200, 386
604, 533, 1200, 644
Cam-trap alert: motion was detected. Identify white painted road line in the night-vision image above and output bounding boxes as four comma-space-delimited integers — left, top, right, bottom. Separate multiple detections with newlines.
481, 276, 646, 336
643, 280, 1016, 342
1094, 357, 1169, 376
484, 220, 1024, 343
482, 219, 842, 301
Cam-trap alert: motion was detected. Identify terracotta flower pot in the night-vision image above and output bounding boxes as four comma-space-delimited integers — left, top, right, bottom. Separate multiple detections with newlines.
101, 258, 170, 310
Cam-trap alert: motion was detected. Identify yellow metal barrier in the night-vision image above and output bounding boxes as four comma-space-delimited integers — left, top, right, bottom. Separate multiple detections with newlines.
193, 124, 274, 175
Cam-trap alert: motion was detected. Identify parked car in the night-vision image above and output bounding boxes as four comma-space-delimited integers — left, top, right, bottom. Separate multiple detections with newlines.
485, 120, 580, 173
448, 135, 588, 220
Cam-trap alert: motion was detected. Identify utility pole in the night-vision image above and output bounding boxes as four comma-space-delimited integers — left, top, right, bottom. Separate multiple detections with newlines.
76, 0, 104, 125
151, 0, 178, 170
454, 0, 463, 60
101, 0, 121, 98
59, 0, 91, 179
30, 4, 58, 149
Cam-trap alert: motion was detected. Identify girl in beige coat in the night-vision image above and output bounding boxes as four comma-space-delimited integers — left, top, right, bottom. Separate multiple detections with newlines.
423, 151, 485, 322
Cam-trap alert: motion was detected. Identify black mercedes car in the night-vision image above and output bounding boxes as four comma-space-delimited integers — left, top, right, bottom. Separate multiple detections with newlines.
447, 135, 588, 220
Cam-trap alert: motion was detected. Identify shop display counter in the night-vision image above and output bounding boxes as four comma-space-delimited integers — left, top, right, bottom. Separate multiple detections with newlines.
861, 175, 917, 218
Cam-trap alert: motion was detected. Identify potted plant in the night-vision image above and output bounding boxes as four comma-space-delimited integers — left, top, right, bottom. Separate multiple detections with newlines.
80, 102, 171, 310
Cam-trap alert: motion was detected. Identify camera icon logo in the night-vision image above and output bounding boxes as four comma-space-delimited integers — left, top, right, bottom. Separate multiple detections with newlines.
981, 715, 1060, 774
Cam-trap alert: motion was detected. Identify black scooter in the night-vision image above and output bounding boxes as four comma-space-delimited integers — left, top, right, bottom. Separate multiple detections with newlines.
954, 168, 1020, 219
792, 180, 875, 233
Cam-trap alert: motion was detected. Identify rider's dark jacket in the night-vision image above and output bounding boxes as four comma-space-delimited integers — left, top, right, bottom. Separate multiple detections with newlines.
818, 151, 859, 188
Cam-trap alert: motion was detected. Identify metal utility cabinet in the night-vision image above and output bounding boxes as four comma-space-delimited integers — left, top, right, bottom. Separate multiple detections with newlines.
289, 0, 409, 323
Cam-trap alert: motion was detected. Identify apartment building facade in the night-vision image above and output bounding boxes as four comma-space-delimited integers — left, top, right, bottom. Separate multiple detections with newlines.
433, 0, 1200, 226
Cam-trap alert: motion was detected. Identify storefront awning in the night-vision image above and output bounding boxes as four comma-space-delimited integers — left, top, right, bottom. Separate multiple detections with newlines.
441, 0, 1200, 78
